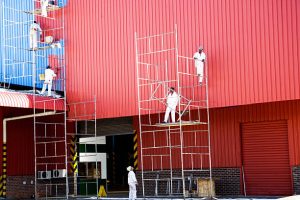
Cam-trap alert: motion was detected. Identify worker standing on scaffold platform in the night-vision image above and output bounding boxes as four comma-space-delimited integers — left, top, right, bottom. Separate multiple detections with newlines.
163, 87, 179, 123
193, 46, 206, 85
29, 21, 42, 51
40, 66, 57, 97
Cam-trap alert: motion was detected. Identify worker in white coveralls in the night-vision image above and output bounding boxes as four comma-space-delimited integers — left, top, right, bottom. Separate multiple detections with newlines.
193, 46, 206, 85
163, 87, 179, 123
127, 166, 138, 200
40, 0, 49, 17
29, 21, 42, 50
40, 66, 56, 96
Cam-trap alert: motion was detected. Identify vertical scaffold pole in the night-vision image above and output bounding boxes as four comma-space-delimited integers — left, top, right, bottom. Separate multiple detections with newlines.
174, 24, 186, 197
135, 32, 145, 197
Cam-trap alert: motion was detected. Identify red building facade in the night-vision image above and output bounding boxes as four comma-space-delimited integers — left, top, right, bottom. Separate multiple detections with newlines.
63, 0, 300, 195
1, 0, 299, 197
65, 0, 300, 117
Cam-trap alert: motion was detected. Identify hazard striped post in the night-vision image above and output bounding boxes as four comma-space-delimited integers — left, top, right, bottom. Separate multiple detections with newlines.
2, 143, 7, 198
70, 135, 78, 173
0, 175, 3, 197
69, 135, 78, 195
133, 130, 138, 170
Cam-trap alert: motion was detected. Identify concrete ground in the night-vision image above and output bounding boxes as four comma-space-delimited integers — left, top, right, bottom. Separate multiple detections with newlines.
82, 195, 300, 200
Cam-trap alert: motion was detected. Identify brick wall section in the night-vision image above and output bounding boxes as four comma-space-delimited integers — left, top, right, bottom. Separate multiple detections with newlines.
6, 176, 69, 199
293, 166, 300, 194
7, 176, 35, 199
136, 168, 241, 197
36, 178, 67, 198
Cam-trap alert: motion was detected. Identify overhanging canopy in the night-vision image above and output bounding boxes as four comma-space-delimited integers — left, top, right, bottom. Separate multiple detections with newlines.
0, 91, 65, 111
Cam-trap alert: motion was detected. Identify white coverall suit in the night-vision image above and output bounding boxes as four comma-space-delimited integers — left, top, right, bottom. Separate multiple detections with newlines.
41, 68, 56, 96
128, 171, 138, 200
193, 51, 206, 83
40, 0, 49, 17
29, 23, 42, 50
164, 92, 179, 123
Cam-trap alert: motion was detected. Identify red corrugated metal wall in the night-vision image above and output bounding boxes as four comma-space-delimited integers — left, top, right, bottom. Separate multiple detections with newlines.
65, 0, 300, 118
0, 107, 69, 175
0, 108, 35, 176
7, 117, 34, 175
209, 100, 300, 167
133, 100, 300, 169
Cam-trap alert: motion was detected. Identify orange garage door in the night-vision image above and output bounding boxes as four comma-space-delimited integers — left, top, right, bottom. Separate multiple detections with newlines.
241, 121, 292, 195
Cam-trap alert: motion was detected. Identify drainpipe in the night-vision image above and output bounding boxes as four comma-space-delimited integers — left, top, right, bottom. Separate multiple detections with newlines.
2, 111, 56, 198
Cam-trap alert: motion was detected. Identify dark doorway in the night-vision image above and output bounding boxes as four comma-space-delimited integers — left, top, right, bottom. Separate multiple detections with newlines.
106, 134, 134, 191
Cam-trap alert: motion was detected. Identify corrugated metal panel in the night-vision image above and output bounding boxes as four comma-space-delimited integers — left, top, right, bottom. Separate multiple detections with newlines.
0, 91, 30, 108
7, 117, 34, 175
1, 0, 34, 86
2, 108, 38, 175
28, 95, 65, 111
0, 91, 65, 110
0, 107, 67, 175
211, 100, 300, 167
64, 0, 300, 118
242, 121, 292, 195
134, 100, 300, 169
0, 0, 65, 91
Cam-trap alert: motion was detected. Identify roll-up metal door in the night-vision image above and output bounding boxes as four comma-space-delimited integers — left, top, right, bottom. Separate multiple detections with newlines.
241, 121, 292, 195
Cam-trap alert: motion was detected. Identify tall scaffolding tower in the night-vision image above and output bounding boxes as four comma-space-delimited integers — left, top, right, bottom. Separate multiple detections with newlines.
135, 26, 213, 198
1, 0, 65, 90
67, 98, 104, 198
2, 1, 102, 199
2, 0, 68, 199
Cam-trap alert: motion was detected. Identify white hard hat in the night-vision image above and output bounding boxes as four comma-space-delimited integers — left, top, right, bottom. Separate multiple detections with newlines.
127, 166, 132, 171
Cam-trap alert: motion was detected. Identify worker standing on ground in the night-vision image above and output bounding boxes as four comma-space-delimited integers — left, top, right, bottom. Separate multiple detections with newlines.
40, 0, 49, 17
127, 166, 138, 200
40, 66, 56, 97
193, 46, 206, 85
163, 87, 179, 123
29, 21, 42, 51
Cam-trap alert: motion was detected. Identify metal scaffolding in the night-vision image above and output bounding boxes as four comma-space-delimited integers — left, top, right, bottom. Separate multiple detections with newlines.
2, 1, 102, 199
2, 0, 68, 199
66, 98, 103, 198
135, 25, 213, 198
1, 0, 65, 90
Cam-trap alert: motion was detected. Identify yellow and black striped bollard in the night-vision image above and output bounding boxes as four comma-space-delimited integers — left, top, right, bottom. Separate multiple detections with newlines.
70, 135, 78, 174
